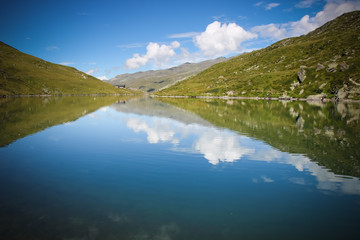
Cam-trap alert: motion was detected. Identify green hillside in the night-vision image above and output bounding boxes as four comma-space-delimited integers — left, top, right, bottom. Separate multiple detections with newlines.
159, 11, 360, 100
107, 57, 226, 92
0, 42, 135, 96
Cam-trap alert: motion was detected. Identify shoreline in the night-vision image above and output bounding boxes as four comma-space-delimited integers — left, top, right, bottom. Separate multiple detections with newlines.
153, 95, 360, 103
2, 93, 360, 103
0, 93, 139, 98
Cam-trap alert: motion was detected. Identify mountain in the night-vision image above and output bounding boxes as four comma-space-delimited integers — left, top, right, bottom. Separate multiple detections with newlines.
158, 11, 360, 100
0, 42, 134, 96
107, 57, 227, 92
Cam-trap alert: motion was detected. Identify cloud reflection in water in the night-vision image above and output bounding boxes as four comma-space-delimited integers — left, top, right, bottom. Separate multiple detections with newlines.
121, 111, 360, 195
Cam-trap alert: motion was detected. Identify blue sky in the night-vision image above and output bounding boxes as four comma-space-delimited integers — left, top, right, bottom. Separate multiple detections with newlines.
1, 0, 359, 80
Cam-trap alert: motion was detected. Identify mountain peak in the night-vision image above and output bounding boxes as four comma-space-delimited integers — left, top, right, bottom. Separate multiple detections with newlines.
108, 58, 227, 92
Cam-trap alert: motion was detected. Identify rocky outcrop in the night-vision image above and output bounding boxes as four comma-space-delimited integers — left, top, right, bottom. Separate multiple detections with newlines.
316, 63, 325, 71
340, 62, 349, 71
297, 66, 307, 83
327, 62, 338, 72
307, 94, 326, 100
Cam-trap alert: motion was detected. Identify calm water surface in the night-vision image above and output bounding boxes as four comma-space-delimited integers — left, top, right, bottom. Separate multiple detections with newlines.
0, 96, 360, 240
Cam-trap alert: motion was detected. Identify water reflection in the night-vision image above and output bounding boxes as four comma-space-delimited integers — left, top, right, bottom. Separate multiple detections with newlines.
111, 97, 360, 195
1, 97, 360, 239
159, 98, 360, 177
0, 96, 127, 147
194, 129, 254, 165
126, 117, 178, 144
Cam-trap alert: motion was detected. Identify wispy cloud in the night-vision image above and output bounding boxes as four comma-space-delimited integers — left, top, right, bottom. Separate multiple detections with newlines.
252, 1, 360, 40
212, 14, 226, 20
77, 12, 89, 16
59, 62, 75, 66
46, 46, 59, 51
168, 32, 200, 39
265, 2, 280, 10
255, 1, 280, 10
255, 1, 265, 6
86, 67, 98, 75
295, 0, 319, 8
117, 43, 145, 49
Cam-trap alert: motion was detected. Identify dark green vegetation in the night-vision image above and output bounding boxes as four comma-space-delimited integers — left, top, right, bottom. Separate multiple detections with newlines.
159, 98, 360, 178
159, 11, 360, 100
0, 96, 132, 147
0, 42, 135, 96
107, 57, 226, 92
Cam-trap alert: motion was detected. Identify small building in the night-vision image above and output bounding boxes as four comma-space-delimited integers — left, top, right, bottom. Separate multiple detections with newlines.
115, 84, 125, 88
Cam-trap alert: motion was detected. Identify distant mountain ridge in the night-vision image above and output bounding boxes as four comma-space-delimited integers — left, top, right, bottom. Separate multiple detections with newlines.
159, 11, 360, 100
0, 42, 133, 96
107, 57, 226, 92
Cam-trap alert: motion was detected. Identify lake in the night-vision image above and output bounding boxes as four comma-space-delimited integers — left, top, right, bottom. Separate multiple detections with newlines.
1, 96, 360, 240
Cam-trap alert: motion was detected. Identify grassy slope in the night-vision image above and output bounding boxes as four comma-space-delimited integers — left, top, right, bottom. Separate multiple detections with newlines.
159, 98, 360, 178
159, 11, 360, 100
0, 42, 135, 95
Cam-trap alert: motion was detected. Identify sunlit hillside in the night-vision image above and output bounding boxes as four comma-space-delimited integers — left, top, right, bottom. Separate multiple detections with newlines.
159, 11, 360, 100
0, 42, 136, 96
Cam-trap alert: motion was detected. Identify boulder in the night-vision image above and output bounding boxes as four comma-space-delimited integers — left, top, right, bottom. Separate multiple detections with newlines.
337, 86, 348, 99
297, 66, 307, 83
340, 62, 349, 71
327, 62, 338, 72
307, 94, 326, 100
316, 63, 325, 71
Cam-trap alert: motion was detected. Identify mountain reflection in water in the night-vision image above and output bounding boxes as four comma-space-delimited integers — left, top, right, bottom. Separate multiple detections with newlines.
1, 96, 360, 240
112, 98, 360, 195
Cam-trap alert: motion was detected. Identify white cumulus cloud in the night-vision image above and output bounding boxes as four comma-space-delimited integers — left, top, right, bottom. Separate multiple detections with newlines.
124, 41, 180, 70
124, 53, 148, 70
194, 21, 257, 57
